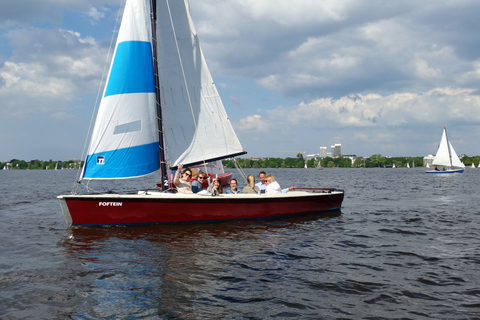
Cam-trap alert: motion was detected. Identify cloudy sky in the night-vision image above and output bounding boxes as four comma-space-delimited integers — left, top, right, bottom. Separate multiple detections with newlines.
1, 0, 480, 162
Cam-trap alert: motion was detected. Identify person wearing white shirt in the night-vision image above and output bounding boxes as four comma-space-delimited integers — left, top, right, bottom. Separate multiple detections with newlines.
255, 171, 267, 193
265, 175, 282, 194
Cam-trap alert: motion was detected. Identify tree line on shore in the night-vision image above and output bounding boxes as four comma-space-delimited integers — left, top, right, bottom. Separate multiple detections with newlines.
222, 154, 480, 169
1, 159, 83, 170
2, 153, 479, 170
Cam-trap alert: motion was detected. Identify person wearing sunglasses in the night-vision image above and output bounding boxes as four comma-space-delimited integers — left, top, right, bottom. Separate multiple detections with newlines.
264, 174, 282, 194
192, 171, 207, 194
174, 164, 193, 194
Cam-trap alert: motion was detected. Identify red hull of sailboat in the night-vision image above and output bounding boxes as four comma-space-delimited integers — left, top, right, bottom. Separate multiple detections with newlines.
58, 192, 344, 227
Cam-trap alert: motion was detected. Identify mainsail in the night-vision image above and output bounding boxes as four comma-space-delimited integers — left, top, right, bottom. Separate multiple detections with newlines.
155, 0, 246, 167
81, 0, 245, 180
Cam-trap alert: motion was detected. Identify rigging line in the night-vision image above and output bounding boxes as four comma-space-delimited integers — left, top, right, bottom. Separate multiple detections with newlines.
232, 158, 247, 182
71, 0, 126, 194
164, 0, 208, 168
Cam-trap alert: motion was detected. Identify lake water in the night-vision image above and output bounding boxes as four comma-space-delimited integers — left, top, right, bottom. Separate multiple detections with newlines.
1, 168, 479, 319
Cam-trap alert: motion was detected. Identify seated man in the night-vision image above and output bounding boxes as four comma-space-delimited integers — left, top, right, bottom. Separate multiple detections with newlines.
255, 171, 267, 193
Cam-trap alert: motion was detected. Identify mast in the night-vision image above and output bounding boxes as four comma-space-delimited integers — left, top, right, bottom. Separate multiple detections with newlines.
444, 126, 453, 167
150, 0, 168, 190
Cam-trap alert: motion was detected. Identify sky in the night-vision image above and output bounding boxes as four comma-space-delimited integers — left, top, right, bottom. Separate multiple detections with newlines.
1, 0, 480, 162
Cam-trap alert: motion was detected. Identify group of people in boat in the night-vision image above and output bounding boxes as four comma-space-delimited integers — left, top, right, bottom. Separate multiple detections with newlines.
173, 164, 295, 195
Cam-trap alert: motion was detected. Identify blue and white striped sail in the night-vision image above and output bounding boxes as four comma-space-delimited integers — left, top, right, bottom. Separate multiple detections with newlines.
155, 0, 246, 168
83, 0, 159, 179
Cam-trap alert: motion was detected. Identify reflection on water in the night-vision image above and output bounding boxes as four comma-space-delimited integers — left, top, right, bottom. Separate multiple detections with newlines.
61, 214, 341, 319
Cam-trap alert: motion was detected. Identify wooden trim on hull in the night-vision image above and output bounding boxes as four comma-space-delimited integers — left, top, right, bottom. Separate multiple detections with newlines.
57, 191, 344, 227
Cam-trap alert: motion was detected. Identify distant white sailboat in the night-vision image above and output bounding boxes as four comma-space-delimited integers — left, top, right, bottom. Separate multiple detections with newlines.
426, 127, 465, 174
392, 163, 396, 169
407, 162, 410, 168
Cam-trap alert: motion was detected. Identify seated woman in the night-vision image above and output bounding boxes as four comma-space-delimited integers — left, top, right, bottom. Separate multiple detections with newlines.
207, 178, 223, 195
191, 171, 207, 193
174, 164, 193, 194
226, 179, 241, 194
265, 175, 282, 194
241, 175, 260, 194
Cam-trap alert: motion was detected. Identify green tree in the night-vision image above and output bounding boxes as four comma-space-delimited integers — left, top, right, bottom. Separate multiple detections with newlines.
461, 155, 473, 166
307, 158, 315, 168
295, 159, 305, 168
284, 157, 296, 168
321, 157, 333, 168
353, 157, 363, 168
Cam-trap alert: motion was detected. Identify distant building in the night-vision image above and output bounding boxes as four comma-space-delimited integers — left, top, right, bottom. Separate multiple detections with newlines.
332, 143, 341, 158
423, 154, 435, 167
319, 147, 327, 158
320, 143, 343, 158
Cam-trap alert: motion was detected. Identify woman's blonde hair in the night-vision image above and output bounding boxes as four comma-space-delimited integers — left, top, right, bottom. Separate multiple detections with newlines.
246, 174, 255, 187
265, 175, 275, 183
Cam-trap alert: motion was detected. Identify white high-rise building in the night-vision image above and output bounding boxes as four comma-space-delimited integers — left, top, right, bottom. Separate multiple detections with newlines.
331, 143, 341, 158
319, 147, 327, 158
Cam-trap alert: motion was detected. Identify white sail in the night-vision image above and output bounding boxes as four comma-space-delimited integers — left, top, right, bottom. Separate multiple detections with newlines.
449, 141, 465, 168
155, 0, 245, 168
432, 128, 450, 167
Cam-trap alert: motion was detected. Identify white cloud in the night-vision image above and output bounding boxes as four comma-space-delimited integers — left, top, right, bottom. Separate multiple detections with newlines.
87, 6, 106, 22
237, 114, 267, 132
0, 28, 107, 118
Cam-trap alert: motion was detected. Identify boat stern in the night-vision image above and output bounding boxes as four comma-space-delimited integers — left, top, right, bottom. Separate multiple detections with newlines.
57, 196, 73, 227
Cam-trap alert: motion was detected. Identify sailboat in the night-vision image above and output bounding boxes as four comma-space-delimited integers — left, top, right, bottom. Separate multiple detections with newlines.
57, 0, 344, 227
426, 127, 465, 174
